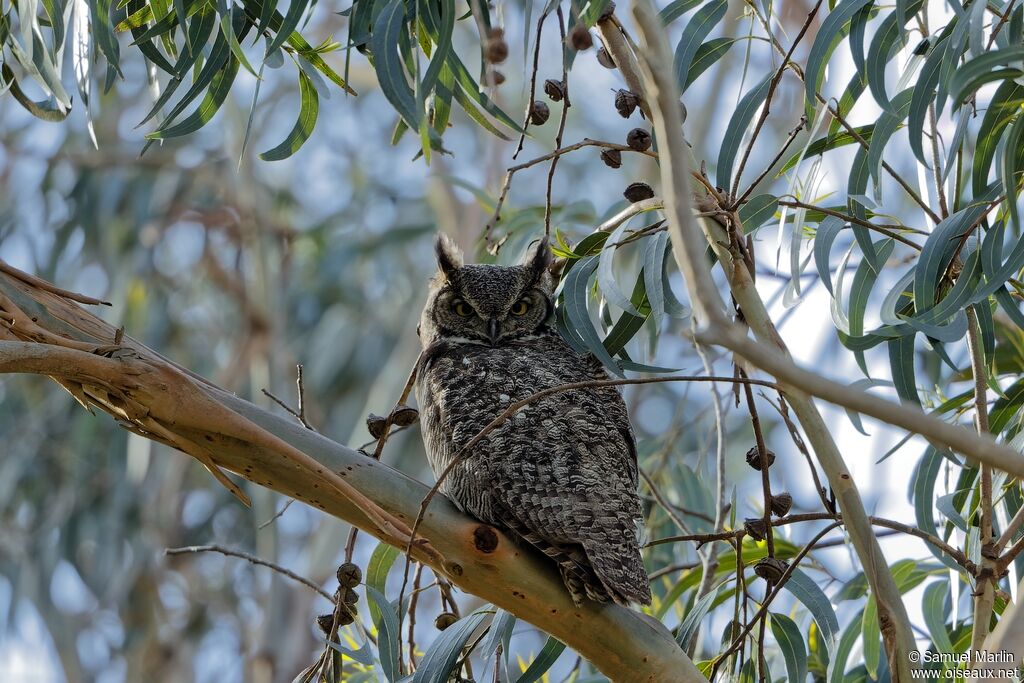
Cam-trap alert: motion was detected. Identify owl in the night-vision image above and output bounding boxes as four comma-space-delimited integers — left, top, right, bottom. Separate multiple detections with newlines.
415, 234, 652, 607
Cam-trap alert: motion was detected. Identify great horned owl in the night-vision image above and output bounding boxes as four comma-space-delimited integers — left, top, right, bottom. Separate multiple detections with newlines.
415, 234, 652, 606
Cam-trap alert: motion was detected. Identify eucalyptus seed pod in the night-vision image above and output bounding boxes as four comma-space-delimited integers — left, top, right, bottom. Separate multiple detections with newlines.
529, 101, 550, 125
337, 609, 355, 626
614, 89, 640, 118
626, 128, 652, 151
485, 28, 508, 64
598, 1, 616, 20
743, 517, 768, 541
337, 562, 362, 588
435, 612, 459, 630
342, 587, 359, 605
753, 557, 789, 583
770, 492, 793, 517
316, 613, 334, 635
600, 149, 622, 169
392, 404, 419, 427
745, 446, 776, 471
366, 413, 388, 439
623, 182, 654, 203
544, 79, 566, 102
489, 70, 506, 86
569, 24, 593, 51
596, 47, 616, 69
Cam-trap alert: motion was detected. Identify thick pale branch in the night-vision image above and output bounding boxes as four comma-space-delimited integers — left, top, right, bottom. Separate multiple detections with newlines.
0, 266, 701, 683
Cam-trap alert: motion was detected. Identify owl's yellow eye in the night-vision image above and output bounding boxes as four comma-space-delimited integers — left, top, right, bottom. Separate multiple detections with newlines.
510, 299, 530, 316
452, 300, 474, 317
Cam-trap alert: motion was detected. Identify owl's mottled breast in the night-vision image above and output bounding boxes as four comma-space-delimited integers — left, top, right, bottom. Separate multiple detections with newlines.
415, 331, 637, 524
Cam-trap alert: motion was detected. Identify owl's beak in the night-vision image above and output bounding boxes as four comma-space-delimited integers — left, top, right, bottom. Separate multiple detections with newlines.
487, 317, 500, 345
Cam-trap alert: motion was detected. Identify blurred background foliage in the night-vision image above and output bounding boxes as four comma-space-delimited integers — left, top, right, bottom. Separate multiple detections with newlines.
2, 0, 1024, 680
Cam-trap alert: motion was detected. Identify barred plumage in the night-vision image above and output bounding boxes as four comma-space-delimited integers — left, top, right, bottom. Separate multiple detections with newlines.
415, 235, 652, 606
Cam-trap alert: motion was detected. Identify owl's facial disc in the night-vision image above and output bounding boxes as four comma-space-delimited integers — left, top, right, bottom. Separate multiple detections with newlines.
421, 236, 554, 347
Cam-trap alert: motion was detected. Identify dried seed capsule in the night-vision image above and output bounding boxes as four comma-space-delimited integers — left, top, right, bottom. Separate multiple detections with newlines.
614, 89, 640, 118
753, 557, 789, 583
601, 149, 622, 168
435, 612, 459, 630
337, 609, 355, 626
486, 28, 508, 64
743, 517, 768, 541
598, 1, 616, 21
336, 562, 362, 588
366, 413, 388, 439
770, 492, 793, 517
392, 404, 419, 427
626, 128, 652, 151
569, 24, 593, 51
529, 101, 550, 125
489, 70, 506, 86
596, 46, 616, 69
745, 446, 776, 471
316, 613, 334, 635
342, 587, 359, 605
623, 182, 654, 203
544, 79, 566, 102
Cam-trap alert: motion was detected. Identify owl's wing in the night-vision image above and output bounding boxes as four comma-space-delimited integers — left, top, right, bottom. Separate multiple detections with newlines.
490, 399, 652, 606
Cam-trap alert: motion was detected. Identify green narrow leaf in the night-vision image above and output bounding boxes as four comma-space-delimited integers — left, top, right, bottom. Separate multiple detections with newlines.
949, 46, 1024, 106
922, 580, 954, 653
804, 0, 874, 119
738, 194, 778, 233
827, 609, 865, 683
1, 63, 70, 121
259, 67, 320, 160
659, 0, 701, 24
1000, 113, 1024, 233
862, 595, 881, 678
888, 334, 920, 406
366, 541, 400, 625
814, 216, 845, 295
770, 613, 808, 683
866, 88, 913, 189
90, 0, 123, 77
675, 583, 723, 648
145, 55, 240, 140
370, 0, 419, 129
716, 74, 772, 191
365, 586, 402, 683
972, 82, 1024, 197
908, 34, 951, 166
782, 569, 839, 653
559, 256, 624, 376
673, 0, 727, 90
683, 37, 736, 91
217, 0, 259, 77
413, 608, 491, 683
514, 637, 566, 683
266, 0, 309, 56
778, 125, 875, 175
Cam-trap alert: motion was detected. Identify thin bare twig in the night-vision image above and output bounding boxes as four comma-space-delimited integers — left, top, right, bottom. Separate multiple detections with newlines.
165, 545, 332, 600
729, 0, 824, 202
544, 7, 571, 239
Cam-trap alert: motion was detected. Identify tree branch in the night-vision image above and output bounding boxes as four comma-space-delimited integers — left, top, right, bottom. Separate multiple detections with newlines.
0, 264, 702, 683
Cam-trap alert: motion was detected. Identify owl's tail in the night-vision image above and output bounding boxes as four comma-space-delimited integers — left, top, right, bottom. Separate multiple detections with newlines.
582, 539, 653, 607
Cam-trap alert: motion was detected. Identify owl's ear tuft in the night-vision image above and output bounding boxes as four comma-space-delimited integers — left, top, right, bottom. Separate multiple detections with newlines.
435, 233, 463, 280
522, 238, 552, 284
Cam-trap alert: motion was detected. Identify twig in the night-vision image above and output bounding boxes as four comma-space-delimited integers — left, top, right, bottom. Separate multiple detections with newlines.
165, 545, 332, 600
544, 7, 571, 239
261, 364, 314, 430
258, 499, 295, 530
968, 305, 996, 661
733, 116, 806, 208
486, 139, 657, 244
740, 367, 775, 558
729, 0, 824, 202
777, 198, 926, 249
640, 470, 694, 536
987, 0, 1018, 50
511, 9, 551, 161
710, 522, 843, 679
